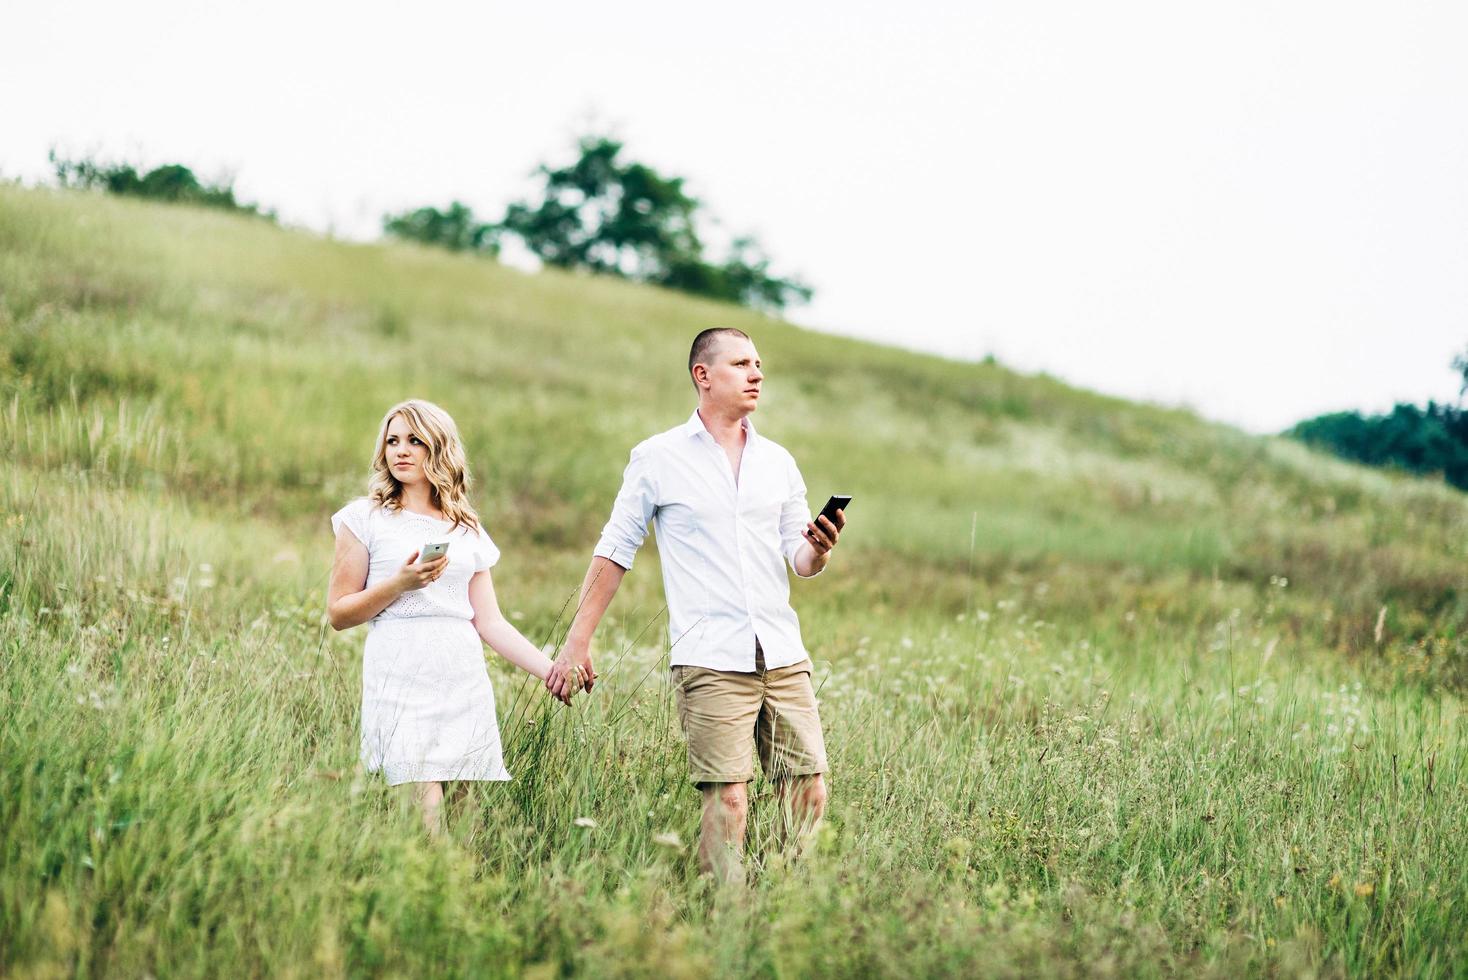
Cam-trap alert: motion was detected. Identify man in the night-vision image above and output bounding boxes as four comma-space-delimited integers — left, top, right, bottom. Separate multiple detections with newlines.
547, 327, 845, 883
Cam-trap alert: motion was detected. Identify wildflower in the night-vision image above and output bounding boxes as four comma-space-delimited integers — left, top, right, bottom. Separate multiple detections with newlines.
652, 831, 682, 850
573, 817, 597, 829
1353, 882, 1374, 897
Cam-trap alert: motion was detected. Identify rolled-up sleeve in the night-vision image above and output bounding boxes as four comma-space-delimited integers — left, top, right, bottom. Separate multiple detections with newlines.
593, 444, 658, 571
779, 455, 822, 578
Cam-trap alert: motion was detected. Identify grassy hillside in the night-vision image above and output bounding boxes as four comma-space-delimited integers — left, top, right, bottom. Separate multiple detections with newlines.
1, 184, 1464, 977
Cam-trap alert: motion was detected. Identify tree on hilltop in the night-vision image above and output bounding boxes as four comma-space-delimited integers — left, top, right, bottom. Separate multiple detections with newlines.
382, 201, 498, 255
383, 135, 813, 313
497, 135, 812, 313
49, 150, 274, 220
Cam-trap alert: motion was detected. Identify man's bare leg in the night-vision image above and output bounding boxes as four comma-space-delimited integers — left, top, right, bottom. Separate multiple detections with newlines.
699, 781, 749, 886
773, 773, 827, 857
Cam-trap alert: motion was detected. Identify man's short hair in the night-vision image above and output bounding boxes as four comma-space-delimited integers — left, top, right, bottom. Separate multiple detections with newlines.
688, 327, 751, 382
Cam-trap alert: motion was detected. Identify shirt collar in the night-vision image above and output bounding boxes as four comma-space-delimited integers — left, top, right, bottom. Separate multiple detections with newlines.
684, 409, 757, 442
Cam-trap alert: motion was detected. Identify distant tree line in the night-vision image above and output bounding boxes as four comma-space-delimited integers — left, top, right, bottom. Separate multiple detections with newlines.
1291, 348, 1468, 491
382, 135, 812, 313
47, 137, 810, 314
49, 150, 275, 221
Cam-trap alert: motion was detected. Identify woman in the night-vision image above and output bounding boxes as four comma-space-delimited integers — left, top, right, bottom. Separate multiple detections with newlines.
327, 399, 580, 831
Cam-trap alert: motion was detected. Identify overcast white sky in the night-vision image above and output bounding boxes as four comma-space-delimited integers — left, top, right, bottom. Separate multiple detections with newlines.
4, 1, 1466, 432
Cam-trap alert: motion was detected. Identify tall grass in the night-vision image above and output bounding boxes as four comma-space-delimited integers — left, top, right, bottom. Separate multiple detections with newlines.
1, 185, 1465, 976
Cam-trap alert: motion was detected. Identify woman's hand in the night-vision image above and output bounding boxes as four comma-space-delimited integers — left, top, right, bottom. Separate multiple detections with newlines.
546, 658, 589, 705
392, 551, 449, 594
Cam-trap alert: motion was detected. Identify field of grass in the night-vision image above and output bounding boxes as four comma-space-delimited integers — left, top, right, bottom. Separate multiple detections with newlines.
1, 184, 1465, 977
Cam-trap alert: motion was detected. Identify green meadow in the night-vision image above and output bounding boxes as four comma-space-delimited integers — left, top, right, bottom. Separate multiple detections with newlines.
1, 184, 1464, 977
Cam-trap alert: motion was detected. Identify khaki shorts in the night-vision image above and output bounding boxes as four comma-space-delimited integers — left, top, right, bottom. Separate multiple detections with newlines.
671, 645, 828, 786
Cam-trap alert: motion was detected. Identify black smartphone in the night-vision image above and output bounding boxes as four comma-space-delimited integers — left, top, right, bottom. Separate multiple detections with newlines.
817, 494, 852, 527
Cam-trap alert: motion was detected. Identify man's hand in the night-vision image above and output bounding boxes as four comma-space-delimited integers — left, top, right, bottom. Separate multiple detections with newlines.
546, 637, 596, 705
804, 508, 845, 555
794, 508, 845, 578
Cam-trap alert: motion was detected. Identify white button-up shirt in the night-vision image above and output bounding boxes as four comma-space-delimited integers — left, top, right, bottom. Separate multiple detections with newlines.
593, 410, 821, 672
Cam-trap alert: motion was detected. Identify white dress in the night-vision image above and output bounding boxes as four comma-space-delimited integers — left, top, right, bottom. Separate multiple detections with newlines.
331, 498, 511, 786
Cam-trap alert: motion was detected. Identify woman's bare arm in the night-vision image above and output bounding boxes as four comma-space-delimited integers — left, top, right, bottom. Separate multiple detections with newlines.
326, 527, 446, 630
467, 570, 555, 681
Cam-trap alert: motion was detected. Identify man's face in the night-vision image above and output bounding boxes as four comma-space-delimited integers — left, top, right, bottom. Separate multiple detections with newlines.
699, 336, 764, 414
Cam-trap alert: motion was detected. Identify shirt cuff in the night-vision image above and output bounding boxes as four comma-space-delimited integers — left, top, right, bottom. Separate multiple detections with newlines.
593, 540, 636, 571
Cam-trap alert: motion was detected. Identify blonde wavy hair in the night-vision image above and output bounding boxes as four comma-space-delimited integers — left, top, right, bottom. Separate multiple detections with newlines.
367, 399, 481, 534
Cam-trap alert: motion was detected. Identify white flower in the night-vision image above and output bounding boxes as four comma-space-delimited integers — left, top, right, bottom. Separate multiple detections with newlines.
573, 817, 597, 829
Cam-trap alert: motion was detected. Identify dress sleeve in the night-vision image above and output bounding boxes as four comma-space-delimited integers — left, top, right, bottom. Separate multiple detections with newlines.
330, 499, 372, 549
474, 525, 501, 572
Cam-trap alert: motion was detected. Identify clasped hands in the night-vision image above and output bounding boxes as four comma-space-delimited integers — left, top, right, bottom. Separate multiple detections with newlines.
545, 638, 594, 706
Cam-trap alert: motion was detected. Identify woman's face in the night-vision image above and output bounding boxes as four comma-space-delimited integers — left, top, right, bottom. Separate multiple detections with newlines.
384, 414, 430, 487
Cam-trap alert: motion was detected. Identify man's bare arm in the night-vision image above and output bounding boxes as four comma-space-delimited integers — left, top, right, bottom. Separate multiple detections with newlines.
546, 556, 628, 700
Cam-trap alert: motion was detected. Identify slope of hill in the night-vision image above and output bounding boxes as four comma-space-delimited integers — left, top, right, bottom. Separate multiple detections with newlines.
2, 185, 1464, 977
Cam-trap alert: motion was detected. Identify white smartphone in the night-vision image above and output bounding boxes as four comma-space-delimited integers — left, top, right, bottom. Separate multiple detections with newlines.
418, 541, 450, 563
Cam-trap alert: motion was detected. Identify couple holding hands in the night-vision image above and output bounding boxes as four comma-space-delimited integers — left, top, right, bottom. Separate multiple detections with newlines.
327, 328, 847, 881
